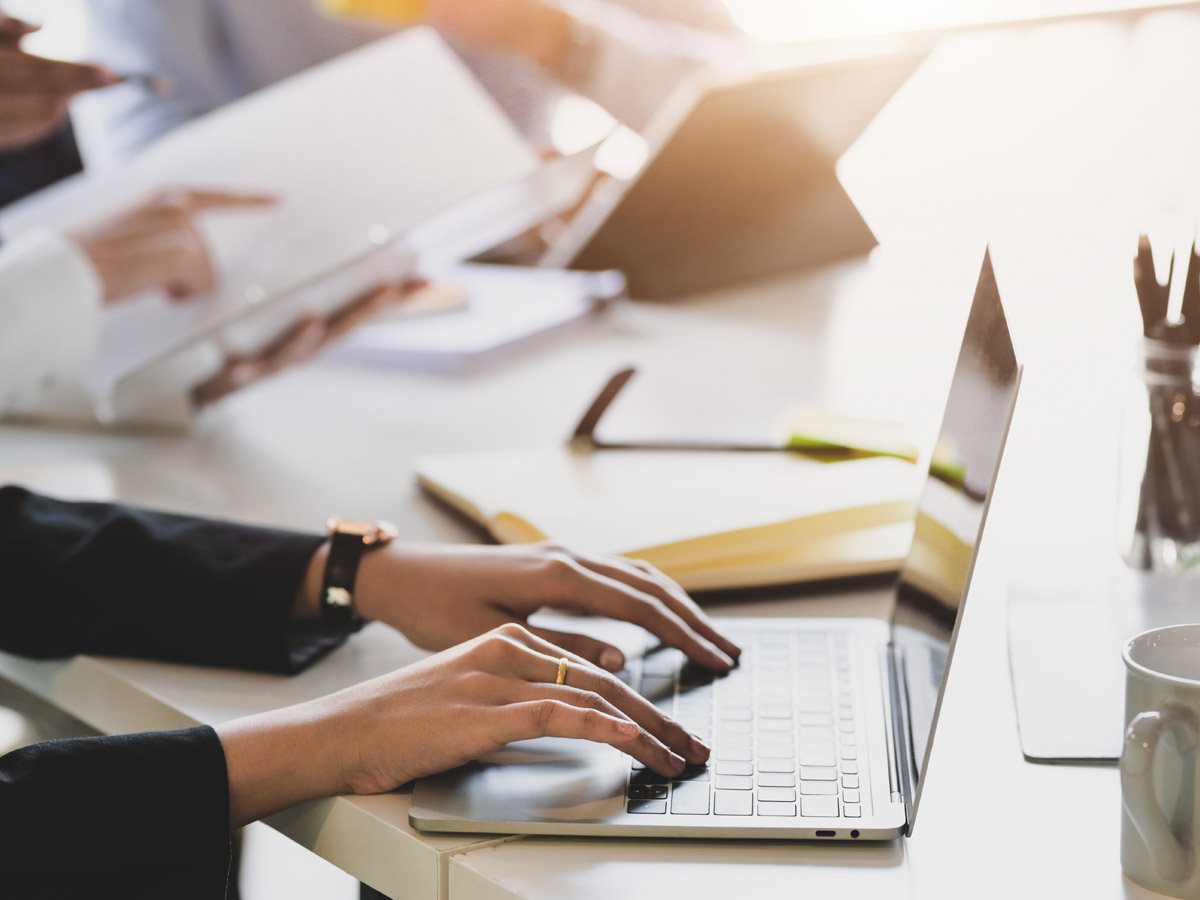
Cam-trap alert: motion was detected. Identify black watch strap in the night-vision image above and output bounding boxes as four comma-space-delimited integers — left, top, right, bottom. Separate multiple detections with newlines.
321, 531, 370, 633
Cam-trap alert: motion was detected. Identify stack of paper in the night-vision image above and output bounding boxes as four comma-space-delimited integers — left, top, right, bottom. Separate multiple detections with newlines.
325, 264, 626, 374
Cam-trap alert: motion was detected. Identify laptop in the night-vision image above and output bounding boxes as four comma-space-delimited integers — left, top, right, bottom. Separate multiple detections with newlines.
540, 45, 928, 300
410, 250, 1021, 839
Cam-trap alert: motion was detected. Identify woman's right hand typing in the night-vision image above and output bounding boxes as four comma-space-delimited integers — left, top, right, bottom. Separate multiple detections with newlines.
216, 623, 710, 828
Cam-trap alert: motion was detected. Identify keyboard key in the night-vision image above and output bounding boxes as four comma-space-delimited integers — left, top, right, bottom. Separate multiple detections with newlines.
643, 649, 685, 675
680, 662, 716, 686
759, 719, 793, 733
714, 790, 754, 816
758, 734, 794, 750
670, 781, 711, 815
627, 785, 648, 799
798, 726, 834, 743
717, 748, 753, 762
718, 733, 752, 748
630, 770, 670, 786
719, 721, 752, 734
757, 751, 795, 763
842, 734, 857, 746
759, 706, 793, 719
799, 781, 838, 796
757, 803, 797, 817
800, 796, 840, 818
628, 799, 668, 814
649, 785, 668, 799
714, 775, 753, 791
715, 760, 753, 776
716, 703, 752, 717
841, 748, 858, 761
799, 714, 834, 727
841, 761, 859, 775
801, 750, 836, 767
842, 775, 859, 789
843, 789, 861, 803
718, 709, 752, 722
799, 766, 837, 781
679, 766, 710, 782
798, 698, 832, 714
757, 787, 796, 802
642, 677, 675, 702
757, 773, 796, 787
758, 759, 796, 773
844, 805, 862, 818
760, 691, 794, 706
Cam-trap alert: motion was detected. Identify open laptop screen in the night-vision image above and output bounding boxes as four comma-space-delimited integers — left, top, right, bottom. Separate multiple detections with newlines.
890, 250, 1021, 828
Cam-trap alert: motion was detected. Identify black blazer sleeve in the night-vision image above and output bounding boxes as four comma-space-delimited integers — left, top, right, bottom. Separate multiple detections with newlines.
0, 487, 344, 896
0, 485, 337, 673
0, 725, 233, 899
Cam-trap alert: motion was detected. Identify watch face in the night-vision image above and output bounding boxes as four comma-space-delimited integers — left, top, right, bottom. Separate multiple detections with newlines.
327, 518, 376, 538
326, 519, 399, 545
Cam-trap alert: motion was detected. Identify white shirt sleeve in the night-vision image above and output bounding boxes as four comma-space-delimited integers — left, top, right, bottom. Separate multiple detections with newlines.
0, 229, 103, 415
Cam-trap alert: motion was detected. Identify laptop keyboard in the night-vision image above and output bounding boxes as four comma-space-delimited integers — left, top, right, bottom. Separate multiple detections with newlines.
622, 630, 863, 819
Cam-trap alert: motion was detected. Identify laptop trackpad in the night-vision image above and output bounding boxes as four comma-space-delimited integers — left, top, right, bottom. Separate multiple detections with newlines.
413, 738, 627, 824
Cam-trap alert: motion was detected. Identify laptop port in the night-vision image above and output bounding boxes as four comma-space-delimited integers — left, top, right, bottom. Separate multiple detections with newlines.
816, 830, 836, 837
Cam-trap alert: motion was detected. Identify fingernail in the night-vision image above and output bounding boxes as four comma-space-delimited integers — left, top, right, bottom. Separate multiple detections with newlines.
228, 361, 256, 387
299, 321, 326, 347
599, 648, 624, 672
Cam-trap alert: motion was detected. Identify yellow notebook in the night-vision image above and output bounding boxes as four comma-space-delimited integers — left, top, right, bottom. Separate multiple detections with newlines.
416, 448, 919, 591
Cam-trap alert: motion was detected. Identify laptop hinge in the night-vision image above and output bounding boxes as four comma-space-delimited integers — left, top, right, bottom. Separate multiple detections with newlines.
885, 642, 916, 833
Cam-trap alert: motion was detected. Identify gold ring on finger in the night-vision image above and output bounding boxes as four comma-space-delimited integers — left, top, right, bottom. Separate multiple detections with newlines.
555, 657, 570, 686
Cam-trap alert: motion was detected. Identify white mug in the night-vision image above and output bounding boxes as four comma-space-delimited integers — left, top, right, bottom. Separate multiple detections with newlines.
1122, 624, 1200, 897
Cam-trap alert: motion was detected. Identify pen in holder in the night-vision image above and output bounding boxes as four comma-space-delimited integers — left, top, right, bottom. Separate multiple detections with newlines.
1121, 234, 1200, 571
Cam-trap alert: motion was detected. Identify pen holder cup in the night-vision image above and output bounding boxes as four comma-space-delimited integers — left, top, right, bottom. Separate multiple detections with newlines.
1119, 339, 1200, 573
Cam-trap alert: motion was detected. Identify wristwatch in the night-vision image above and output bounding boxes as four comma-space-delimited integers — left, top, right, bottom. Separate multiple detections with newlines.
321, 518, 398, 633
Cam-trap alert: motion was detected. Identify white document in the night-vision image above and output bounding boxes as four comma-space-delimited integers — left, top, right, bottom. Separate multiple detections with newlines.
0, 28, 553, 418
325, 264, 626, 374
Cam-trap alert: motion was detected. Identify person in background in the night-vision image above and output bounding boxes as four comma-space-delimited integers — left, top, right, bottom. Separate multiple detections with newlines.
0, 15, 90, 206
0, 13, 412, 421
0, 485, 740, 897
75, 0, 747, 168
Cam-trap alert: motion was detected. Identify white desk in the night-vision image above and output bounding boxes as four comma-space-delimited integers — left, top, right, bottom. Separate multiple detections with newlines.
4, 11, 1200, 900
